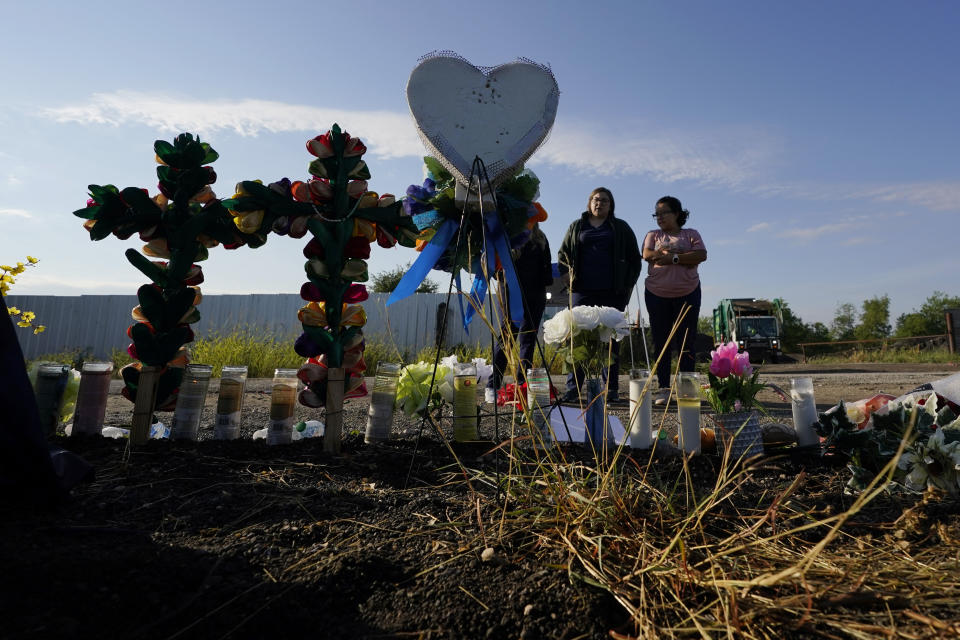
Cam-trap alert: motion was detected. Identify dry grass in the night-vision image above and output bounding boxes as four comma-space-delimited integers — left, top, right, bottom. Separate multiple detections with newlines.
444, 304, 960, 638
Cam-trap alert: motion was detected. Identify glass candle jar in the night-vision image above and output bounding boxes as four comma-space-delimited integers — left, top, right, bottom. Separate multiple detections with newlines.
676, 372, 701, 454
627, 369, 653, 449
72, 362, 114, 436
266, 368, 299, 445
365, 362, 401, 443
34, 363, 70, 437
213, 365, 248, 440
790, 377, 820, 448
452, 361, 478, 442
526, 367, 552, 444
170, 364, 213, 440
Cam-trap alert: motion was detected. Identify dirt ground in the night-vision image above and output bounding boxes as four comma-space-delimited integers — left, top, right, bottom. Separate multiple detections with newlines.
2, 362, 958, 639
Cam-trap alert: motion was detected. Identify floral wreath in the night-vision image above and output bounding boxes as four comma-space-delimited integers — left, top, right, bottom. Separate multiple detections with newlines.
386, 157, 547, 329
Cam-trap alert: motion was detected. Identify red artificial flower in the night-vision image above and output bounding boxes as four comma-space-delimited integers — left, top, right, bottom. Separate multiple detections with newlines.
343, 135, 367, 157
307, 132, 335, 158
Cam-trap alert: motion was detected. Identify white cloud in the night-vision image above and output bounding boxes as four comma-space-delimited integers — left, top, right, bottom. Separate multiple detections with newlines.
0, 208, 31, 218
43, 91, 778, 188
534, 121, 775, 187
752, 180, 960, 213
10, 272, 142, 294
42, 90, 424, 160
746, 222, 770, 232
776, 221, 855, 241
6, 175, 22, 186
851, 182, 960, 212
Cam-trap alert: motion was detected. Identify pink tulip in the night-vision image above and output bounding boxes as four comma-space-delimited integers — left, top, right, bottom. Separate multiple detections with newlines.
709, 352, 732, 378
718, 341, 739, 361
732, 352, 753, 377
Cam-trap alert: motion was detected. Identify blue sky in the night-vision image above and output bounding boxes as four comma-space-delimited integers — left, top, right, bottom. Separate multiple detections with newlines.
2, 0, 958, 327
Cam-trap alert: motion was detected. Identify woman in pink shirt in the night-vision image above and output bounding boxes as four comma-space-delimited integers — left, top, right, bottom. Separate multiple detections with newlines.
642, 196, 708, 405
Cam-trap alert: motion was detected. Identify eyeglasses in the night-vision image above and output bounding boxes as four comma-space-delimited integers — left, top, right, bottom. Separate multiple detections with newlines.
652, 211, 675, 218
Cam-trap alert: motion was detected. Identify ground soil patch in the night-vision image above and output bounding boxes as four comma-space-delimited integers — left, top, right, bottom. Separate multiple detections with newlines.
3, 364, 959, 639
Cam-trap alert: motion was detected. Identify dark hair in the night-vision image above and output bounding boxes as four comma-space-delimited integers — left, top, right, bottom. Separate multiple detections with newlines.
656, 195, 689, 227
588, 187, 615, 216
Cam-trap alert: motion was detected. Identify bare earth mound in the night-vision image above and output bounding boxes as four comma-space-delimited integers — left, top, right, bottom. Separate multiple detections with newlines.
3, 364, 959, 639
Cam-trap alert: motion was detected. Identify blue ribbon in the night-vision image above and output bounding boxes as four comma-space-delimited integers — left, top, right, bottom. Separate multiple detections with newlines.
486, 213, 525, 326
461, 256, 487, 331
386, 218, 459, 307
461, 212, 525, 330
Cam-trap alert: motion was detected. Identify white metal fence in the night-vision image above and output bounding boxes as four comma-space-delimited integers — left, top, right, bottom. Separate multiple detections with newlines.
7, 293, 496, 360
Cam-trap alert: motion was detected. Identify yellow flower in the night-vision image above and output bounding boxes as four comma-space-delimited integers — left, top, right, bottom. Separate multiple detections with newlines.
34, 325, 46, 334
2, 275, 13, 283
17, 320, 30, 327
27, 256, 39, 264
21, 310, 35, 322
8, 306, 20, 315
0, 265, 12, 271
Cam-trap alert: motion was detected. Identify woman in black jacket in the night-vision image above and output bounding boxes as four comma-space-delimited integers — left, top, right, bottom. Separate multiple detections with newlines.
557, 187, 642, 403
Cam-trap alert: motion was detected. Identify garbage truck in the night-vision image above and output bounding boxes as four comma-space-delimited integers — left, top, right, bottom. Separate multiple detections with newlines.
712, 298, 784, 363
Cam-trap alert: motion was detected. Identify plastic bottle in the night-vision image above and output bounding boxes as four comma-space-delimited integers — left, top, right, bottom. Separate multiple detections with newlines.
293, 420, 325, 440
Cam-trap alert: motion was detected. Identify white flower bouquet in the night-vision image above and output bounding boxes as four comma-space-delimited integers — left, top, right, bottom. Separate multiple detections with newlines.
542, 306, 630, 375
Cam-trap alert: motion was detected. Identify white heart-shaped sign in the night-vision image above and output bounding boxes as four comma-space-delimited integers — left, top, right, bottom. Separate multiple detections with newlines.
407, 53, 559, 188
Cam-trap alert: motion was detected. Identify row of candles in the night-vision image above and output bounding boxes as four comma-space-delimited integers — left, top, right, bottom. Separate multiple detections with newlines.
34, 361, 821, 451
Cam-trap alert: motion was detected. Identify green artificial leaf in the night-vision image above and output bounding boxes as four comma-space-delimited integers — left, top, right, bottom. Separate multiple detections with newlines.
153, 140, 175, 160
129, 322, 193, 367
501, 172, 539, 203
200, 143, 219, 164
936, 404, 957, 427
941, 421, 960, 445
125, 249, 171, 289
423, 156, 451, 183
308, 158, 332, 179
845, 464, 876, 495
119, 186, 162, 216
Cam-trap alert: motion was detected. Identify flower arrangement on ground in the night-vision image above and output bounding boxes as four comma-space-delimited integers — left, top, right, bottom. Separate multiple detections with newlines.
703, 342, 788, 414
542, 306, 630, 375
394, 356, 493, 417
816, 391, 960, 494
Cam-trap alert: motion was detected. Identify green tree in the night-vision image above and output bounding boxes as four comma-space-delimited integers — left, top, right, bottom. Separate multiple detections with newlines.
809, 321, 831, 341
776, 299, 830, 350
779, 300, 808, 350
370, 263, 439, 294
895, 291, 960, 337
830, 302, 857, 341
697, 316, 714, 340
854, 295, 891, 340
